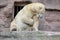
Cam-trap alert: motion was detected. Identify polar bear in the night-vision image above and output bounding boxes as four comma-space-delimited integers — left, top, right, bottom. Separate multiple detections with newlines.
10, 3, 45, 31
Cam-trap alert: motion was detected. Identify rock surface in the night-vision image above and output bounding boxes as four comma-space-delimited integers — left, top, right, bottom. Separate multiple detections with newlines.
0, 31, 60, 40
0, 0, 60, 32
0, 0, 13, 32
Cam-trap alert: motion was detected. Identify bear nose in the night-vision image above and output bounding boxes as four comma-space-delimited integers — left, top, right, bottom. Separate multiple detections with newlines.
39, 13, 44, 19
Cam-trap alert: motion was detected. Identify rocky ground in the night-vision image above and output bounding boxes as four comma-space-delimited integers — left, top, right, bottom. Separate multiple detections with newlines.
0, 31, 60, 40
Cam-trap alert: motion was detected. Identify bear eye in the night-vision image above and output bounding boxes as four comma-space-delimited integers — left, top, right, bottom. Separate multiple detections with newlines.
39, 7, 42, 10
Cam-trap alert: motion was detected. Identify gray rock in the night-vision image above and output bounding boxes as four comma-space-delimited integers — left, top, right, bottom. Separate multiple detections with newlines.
0, 31, 60, 40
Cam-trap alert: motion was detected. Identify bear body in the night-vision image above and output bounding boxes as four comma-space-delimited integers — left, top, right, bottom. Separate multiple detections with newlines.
10, 3, 45, 31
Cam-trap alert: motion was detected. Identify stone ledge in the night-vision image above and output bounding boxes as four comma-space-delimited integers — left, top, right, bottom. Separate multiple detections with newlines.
0, 3, 7, 8
0, 31, 60, 40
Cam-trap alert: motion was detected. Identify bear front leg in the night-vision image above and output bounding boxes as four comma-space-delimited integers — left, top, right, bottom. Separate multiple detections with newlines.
22, 16, 34, 26
33, 21, 39, 31
33, 16, 39, 31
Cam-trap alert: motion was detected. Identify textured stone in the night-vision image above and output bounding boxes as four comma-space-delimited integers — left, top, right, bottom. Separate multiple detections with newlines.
0, 0, 60, 32
0, 0, 8, 8
0, 31, 60, 40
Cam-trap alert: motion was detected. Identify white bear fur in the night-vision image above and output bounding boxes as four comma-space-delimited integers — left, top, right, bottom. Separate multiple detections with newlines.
10, 3, 45, 31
